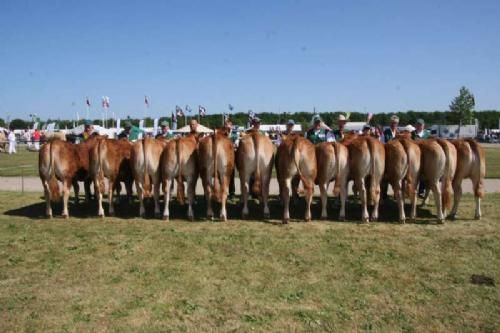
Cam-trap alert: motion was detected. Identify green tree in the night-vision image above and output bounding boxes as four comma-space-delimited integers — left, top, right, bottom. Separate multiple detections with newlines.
9, 118, 28, 129
449, 86, 475, 136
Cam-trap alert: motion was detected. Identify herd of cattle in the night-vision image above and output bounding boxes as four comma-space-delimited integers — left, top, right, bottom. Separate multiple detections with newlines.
38, 130, 485, 223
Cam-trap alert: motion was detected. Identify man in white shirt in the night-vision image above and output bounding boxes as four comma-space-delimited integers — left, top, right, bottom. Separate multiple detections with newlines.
8, 128, 16, 154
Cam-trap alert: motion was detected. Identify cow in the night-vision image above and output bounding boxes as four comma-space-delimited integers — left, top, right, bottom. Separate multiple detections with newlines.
90, 138, 134, 217
342, 134, 385, 223
160, 134, 198, 220
38, 135, 101, 218
384, 138, 421, 223
0, 130, 7, 152
449, 139, 485, 220
236, 131, 274, 219
315, 142, 349, 220
276, 134, 317, 223
198, 129, 235, 221
131, 137, 169, 218
418, 139, 457, 223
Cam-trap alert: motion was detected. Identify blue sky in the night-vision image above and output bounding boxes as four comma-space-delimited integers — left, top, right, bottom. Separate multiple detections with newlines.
0, 0, 499, 120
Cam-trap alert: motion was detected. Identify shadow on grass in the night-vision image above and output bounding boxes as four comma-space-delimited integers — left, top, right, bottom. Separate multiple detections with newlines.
4, 193, 443, 224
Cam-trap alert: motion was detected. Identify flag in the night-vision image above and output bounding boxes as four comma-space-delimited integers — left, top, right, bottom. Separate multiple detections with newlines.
248, 109, 255, 121
145, 96, 149, 108
86, 97, 91, 107
228, 104, 234, 111
367, 112, 373, 123
176, 105, 184, 117
171, 112, 177, 130
185, 105, 192, 113
223, 112, 229, 122
102, 96, 110, 108
198, 105, 206, 117
345, 112, 351, 120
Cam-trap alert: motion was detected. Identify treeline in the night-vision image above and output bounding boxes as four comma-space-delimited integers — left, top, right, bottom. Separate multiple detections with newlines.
2, 110, 499, 130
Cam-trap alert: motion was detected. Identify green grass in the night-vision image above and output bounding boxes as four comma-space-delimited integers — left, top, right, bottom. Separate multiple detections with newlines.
2, 144, 500, 178
0, 192, 498, 332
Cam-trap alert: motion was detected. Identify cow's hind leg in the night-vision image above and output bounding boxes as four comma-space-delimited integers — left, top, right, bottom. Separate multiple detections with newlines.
392, 180, 405, 223
319, 182, 328, 220
96, 177, 105, 218
356, 178, 369, 223
62, 178, 72, 218
108, 178, 116, 217
136, 181, 146, 218
42, 180, 53, 218
281, 178, 291, 224
303, 180, 314, 222
449, 178, 462, 220
220, 175, 229, 222
241, 175, 250, 219
203, 177, 214, 220
430, 181, 444, 223
73, 180, 80, 204
162, 178, 171, 220
186, 176, 196, 221
261, 172, 271, 219
153, 172, 162, 218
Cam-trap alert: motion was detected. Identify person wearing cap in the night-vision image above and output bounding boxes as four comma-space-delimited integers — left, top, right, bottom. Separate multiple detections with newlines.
189, 119, 199, 135
306, 115, 332, 144
118, 121, 133, 140
412, 118, 430, 140
82, 120, 94, 141
361, 124, 371, 136
156, 120, 174, 139
383, 115, 400, 142
332, 114, 347, 141
285, 119, 295, 135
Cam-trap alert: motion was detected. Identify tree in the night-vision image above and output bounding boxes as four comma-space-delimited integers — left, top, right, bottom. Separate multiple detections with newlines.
449, 86, 475, 136
9, 118, 28, 130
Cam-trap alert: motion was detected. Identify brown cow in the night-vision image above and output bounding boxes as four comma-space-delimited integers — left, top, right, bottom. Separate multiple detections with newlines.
236, 131, 274, 219
198, 129, 235, 221
39, 136, 101, 218
342, 134, 385, 223
131, 138, 169, 218
384, 138, 421, 223
315, 142, 349, 220
160, 134, 198, 220
276, 134, 317, 223
90, 138, 134, 217
418, 139, 457, 222
449, 139, 485, 219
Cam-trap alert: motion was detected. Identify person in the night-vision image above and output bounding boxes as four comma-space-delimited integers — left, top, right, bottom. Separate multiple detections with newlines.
82, 120, 94, 141
8, 127, 16, 154
306, 115, 333, 144
117, 121, 133, 140
361, 124, 371, 136
23, 129, 31, 149
33, 128, 41, 150
383, 115, 400, 142
189, 119, 199, 135
412, 118, 431, 140
156, 121, 174, 139
332, 114, 348, 141
284, 119, 295, 135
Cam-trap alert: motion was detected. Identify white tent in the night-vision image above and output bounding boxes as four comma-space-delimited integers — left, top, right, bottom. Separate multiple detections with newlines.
174, 124, 214, 134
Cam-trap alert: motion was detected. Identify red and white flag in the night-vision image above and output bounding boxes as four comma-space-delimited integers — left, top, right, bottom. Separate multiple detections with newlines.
367, 112, 373, 122
145, 95, 149, 108
102, 96, 110, 108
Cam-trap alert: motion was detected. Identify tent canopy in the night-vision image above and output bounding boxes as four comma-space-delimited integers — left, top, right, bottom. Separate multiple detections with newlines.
174, 124, 214, 133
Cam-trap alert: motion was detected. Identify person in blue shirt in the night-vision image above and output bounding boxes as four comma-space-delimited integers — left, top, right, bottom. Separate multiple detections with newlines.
383, 115, 400, 142
306, 115, 333, 144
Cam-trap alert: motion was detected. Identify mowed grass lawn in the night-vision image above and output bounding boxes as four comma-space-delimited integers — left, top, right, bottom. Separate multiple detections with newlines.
2, 144, 500, 178
0, 191, 498, 332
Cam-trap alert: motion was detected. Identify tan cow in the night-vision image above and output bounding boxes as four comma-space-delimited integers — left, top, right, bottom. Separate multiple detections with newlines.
131, 138, 169, 218
160, 134, 198, 220
342, 134, 385, 223
198, 129, 235, 221
384, 138, 421, 223
276, 134, 317, 223
236, 131, 274, 219
39, 136, 101, 218
90, 138, 134, 217
418, 139, 457, 222
449, 139, 485, 219
0, 130, 6, 152
315, 142, 349, 220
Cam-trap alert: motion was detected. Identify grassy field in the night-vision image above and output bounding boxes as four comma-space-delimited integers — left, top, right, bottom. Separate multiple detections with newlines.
0, 191, 498, 332
2, 144, 500, 178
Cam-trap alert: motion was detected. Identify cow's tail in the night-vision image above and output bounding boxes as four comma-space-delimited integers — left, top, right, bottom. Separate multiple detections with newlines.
176, 138, 186, 204
400, 139, 414, 198
437, 139, 453, 210
142, 139, 152, 197
251, 133, 262, 195
292, 136, 307, 185
365, 137, 379, 205
465, 138, 485, 199
332, 142, 342, 196
46, 141, 61, 202
212, 134, 222, 202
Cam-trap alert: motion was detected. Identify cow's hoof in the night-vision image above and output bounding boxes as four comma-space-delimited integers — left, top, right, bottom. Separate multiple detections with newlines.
361, 218, 369, 224
338, 216, 346, 222
62, 214, 69, 219
46, 214, 53, 219
242, 213, 249, 219
263, 213, 270, 220
98, 214, 105, 219
437, 218, 445, 224
154, 212, 162, 219
163, 215, 169, 221
399, 219, 405, 224
305, 218, 312, 223
371, 217, 378, 222
109, 211, 115, 217
474, 214, 481, 220
320, 215, 328, 221
207, 214, 214, 220
188, 216, 194, 222
220, 215, 227, 222
282, 219, 289, 224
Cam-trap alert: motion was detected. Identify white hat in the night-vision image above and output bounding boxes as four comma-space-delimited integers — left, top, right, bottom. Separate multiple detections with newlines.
338, 114, 347, 121
404, 124, 415, 132
390, 115, 400, 123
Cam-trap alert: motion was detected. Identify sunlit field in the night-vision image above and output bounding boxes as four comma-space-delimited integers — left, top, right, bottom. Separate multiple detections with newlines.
2, 144, 500, 178
0, 191, 498, 332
